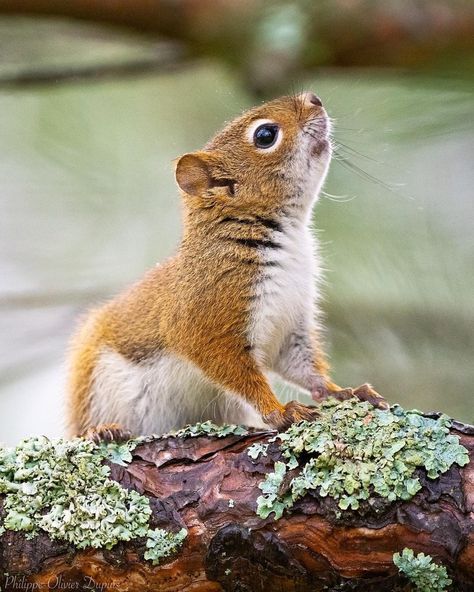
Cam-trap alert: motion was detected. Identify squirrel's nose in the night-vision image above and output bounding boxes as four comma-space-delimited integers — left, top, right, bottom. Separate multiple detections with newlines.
301, 91, 323, 108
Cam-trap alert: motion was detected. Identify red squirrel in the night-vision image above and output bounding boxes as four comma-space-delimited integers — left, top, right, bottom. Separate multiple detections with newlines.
67, 91, 386, 440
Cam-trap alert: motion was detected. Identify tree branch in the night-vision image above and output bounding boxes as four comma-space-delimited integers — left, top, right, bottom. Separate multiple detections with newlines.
1, 1, 474, 92
0, 402, 473, 591
0, 0, 258, 46
0, 50, 190, 89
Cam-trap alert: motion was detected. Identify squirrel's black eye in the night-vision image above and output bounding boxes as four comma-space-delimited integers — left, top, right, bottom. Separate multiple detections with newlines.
253, 124, 279, 149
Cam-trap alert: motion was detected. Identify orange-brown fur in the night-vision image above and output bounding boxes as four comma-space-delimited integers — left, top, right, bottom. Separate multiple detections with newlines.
67, 92, 384, 438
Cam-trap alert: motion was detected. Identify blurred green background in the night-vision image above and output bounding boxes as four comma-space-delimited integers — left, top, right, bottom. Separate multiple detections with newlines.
0, 2, 473, 443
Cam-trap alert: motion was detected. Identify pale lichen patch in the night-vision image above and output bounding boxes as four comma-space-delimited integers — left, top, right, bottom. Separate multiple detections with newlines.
97, 439, 139, 466
393, 548, 452, 591
0, 435, 187, 566
256, 398, 469, 519
247, 443, 269, 460
144, 527, 187, 565
0, 436, 151, 549
168, 421, 248, 438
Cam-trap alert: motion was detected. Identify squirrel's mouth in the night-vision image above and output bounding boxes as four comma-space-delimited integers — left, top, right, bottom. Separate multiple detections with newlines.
303, 112, 330, 157
311, 138, 330, 157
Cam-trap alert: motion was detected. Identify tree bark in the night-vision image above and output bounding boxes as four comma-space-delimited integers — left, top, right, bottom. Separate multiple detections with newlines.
0, 418, 473, 591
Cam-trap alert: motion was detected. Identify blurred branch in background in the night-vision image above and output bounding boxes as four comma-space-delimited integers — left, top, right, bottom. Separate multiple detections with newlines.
0, 44, 190, 88
0, 0, 473, 92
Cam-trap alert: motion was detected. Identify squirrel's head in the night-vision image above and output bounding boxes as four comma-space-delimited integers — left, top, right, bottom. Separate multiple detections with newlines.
174, 91, 331, 220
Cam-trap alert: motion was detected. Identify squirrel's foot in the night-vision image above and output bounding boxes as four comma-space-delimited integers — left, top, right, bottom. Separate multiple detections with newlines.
264, 400, 318, 431
311, 384, 352, 403
312, 382, 389, 410
352, 383, 389, 409
81, 423, 133, 444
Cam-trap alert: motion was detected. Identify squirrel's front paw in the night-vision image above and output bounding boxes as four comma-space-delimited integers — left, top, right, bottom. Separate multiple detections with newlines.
311, 384, 353, 403
312, 382, 389, 410
81, 423, 133, 444
264, 401, 318, 431
352, 383, 389, 409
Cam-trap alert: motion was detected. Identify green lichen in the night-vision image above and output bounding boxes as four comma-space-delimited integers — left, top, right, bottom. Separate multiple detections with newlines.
97, 439, 139, 466
247, 442, 269, 460
256, 398, 469, 519
169, 421, 248, 439
0, 436, 187, 566
0, 436, 151, 549
144, 527, 187, 565
393, 548, 452, 591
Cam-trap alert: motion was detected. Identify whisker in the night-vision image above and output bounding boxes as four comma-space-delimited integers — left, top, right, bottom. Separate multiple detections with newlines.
329, 117, 366, 133
321, 190, 356, 203
333, 152, 407, 196
199, 391, 222, 421
303, 129, 319, 141
331, 139, 381, 163
326, 114, 413, 200
305, 118, 327, 127
289, 82, 305, 120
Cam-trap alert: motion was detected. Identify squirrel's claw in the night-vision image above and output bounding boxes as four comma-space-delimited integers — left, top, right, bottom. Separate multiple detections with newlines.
312, 385, 352, 403
352, 383, 390, 409
312, 382, 389, 410
81, 423, 133, 444
264, 400, 318, 431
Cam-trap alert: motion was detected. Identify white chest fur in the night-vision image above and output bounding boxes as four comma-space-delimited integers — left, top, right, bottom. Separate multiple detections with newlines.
248, 219, 319, 367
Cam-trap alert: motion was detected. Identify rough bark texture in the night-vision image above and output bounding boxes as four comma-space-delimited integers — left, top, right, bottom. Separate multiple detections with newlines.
0, 420, 474, 592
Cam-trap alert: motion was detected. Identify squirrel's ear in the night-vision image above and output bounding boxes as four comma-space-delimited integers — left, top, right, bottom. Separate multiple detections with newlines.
175, 152, 218, 197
